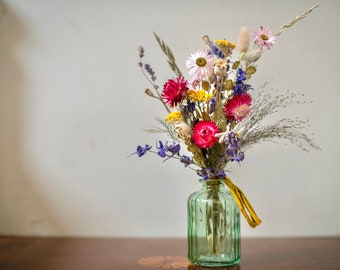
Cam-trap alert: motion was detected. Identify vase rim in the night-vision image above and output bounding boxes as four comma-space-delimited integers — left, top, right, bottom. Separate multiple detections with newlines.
199, 179, 223, 185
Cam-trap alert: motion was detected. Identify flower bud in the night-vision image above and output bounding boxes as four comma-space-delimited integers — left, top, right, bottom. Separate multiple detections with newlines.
202, 35, 210, 46
144, 88, 154, 97
175, 122, 191, 137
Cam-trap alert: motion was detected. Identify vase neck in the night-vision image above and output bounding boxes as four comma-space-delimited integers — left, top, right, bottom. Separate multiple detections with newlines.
200, 179, 224, 191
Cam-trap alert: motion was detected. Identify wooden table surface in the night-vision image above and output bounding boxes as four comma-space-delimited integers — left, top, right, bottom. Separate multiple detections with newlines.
0, 236, 339, 270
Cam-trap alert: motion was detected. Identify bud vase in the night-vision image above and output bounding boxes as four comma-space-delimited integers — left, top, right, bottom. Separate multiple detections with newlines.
187, 179, 241, 267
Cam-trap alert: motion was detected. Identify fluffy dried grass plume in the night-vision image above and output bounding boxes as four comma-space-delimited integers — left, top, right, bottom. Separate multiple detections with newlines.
237, 26, 250, 53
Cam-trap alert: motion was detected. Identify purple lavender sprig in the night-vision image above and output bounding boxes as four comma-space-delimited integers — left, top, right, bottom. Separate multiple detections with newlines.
130, 141, 197, 170
138, 45, 159, 90
144, 64, 157, 85
138, 45, 170, 113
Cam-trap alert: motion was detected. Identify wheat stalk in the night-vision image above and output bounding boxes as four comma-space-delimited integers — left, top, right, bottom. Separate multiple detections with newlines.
276, 5, 319, 36
153, 32, 183, 78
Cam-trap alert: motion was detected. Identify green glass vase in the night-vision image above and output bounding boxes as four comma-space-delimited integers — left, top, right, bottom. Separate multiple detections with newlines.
187, 179, 241, 267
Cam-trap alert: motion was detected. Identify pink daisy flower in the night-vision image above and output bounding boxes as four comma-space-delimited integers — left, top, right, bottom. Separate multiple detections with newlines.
162, 77, 188, 107
186, 49, 214, 80
192, 120, 219, 149
253, 26, 276, 50
223, 93, 252, 121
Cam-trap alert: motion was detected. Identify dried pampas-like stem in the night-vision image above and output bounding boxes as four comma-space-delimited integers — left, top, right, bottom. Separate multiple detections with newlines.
236, 83, 321, 152
144, 117, 182, 143
276, 5, 319, 36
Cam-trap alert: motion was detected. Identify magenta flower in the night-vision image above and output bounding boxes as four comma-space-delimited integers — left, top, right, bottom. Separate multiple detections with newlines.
223, 93, 252, 121
192, 120, 219, 149
162, 77, 188, 107
253, 26, 276, 50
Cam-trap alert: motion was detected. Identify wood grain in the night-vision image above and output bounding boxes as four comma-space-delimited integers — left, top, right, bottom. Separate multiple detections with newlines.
0, 237, 339, 269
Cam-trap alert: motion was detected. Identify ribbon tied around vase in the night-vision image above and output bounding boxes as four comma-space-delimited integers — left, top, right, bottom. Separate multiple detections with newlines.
223, 176, 262, 228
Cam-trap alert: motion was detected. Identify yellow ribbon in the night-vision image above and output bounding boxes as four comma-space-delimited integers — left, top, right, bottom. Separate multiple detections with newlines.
222, 176, 262, 228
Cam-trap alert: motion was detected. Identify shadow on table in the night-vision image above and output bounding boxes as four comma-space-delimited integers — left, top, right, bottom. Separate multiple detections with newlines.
188, 263, 240, 270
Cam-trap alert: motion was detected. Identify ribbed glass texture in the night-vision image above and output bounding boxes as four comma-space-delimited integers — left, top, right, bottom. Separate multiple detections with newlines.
187, 179, 240, 267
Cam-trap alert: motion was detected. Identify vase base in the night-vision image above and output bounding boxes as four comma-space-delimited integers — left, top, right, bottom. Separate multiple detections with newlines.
189, 257, 240, 268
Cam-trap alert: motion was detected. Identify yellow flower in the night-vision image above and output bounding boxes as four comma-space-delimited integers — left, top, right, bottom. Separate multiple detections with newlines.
165, 111, 183, 123
187, 90, 196, 100
195, 91, 205, 101
214, 39, 236, 57
196, 90, 212, 102
187, 90, 212, 102
214, 39, 236, 49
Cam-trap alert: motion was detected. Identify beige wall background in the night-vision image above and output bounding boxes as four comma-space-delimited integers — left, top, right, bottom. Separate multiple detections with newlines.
0, 0, 339, 237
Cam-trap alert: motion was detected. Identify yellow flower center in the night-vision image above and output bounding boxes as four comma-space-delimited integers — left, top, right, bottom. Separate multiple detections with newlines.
196, 57, 207, 67
261, 34, 269, 41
